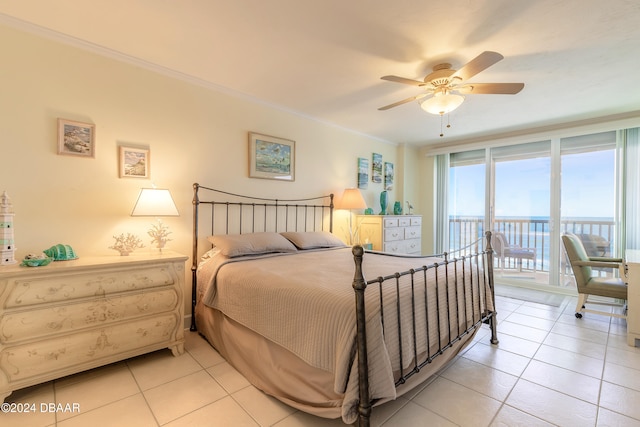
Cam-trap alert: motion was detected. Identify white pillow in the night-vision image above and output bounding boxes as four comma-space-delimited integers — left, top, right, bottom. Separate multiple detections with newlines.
207, 232, 297, 257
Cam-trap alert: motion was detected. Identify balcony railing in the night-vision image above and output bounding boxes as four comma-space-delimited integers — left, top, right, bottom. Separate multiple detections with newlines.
449, 216, 616, 274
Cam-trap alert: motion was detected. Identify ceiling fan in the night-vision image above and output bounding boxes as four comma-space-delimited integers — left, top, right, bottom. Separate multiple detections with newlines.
378, 51, 524, 115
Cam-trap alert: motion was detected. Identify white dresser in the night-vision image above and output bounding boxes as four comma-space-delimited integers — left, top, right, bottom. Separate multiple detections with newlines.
356, 215, 422, 255
0, 251, 187, 401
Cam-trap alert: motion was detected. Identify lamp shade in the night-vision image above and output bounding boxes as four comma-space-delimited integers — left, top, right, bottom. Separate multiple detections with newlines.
420, 92, 464, 115
338, 188, 367, 210
131, 188, 179, 217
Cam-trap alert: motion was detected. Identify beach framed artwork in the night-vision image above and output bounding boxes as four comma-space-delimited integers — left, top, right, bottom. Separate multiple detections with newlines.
57, 118, 95, 158
249, 132, 295, 181
119, 146, 150, 179
384, 161, 394, 190
357, 157, 369, 189
372, 153, 382, 183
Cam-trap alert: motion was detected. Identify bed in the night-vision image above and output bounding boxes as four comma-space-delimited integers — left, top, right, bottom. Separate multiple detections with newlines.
190, 184, 498, 426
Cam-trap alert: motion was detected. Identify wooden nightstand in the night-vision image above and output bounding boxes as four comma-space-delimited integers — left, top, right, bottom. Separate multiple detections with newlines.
0, 251, 188, 401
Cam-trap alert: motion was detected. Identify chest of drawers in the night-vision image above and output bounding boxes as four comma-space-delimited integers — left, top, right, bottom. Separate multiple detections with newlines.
0, 251, 187, 401
356, 215, 422, 255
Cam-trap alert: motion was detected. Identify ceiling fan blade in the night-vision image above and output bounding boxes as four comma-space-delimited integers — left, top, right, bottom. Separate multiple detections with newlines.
381, 75, 426, 86
457, 82, 524, 94
451, 51, 504, 82
378, 93, 427, 110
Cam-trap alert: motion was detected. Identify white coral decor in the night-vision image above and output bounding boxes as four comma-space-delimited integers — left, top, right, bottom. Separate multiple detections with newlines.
109, 233, 144, 256
148, 222, 172, 249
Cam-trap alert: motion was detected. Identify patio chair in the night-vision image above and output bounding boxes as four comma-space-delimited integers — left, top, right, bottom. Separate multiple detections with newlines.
492, 231, 537, 273
561, 232, 627, 319
576, 233, 611, 257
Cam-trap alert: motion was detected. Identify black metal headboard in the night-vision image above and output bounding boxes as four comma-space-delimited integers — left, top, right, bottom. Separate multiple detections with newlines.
190, 183, 334, 330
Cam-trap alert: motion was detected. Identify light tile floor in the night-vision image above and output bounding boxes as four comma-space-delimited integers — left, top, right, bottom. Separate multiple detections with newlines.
3, 293, 640, 426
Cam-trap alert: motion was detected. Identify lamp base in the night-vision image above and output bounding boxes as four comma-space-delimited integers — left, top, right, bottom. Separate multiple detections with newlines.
148, 220, 172, 253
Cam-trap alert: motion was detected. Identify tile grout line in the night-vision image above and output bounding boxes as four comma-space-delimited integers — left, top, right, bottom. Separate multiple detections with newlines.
594, 316, 613, 426
486, 299, 547, 427
124, 358, 162, 427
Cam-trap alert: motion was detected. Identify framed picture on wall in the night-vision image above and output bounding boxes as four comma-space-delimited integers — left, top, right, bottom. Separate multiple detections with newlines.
372, 153, 382, 183
119, 146, 150, 179
57, 118, 95, 158
249, 132, 295, 181
384, 161, 394, 190
357, 157, 369, 189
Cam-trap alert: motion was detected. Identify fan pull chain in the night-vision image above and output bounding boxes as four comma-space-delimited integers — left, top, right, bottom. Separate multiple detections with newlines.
439, 114, 452, 137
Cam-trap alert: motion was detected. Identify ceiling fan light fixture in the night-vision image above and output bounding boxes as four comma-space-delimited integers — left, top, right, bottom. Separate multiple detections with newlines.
420, 92, 465, 115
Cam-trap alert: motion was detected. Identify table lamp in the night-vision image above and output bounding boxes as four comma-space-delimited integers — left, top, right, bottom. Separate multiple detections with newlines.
338, 188, 367, 245
131, 188, 179, 251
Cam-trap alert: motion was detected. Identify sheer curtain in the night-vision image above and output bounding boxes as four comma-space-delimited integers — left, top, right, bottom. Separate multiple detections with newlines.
434, 154, 449, 253
623, 127, 640, 251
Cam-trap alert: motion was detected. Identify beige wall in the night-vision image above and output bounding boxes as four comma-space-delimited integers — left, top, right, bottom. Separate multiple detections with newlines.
0, 24, 414, 316
395, 143, 419, 210
418, 155, 436, 254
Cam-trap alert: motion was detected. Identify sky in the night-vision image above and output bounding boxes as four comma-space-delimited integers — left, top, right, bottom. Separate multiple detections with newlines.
449, 149, 616, 219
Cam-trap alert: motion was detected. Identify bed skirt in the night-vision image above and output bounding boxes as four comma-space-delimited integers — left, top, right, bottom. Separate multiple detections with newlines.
195, 299, 479, 422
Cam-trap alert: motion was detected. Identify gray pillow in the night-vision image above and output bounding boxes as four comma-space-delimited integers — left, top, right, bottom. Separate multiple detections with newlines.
207, 232, 297, 257
280, 231, 347, 250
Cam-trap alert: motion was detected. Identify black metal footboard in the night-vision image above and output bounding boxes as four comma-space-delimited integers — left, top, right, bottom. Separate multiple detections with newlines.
351, 231, 498, 427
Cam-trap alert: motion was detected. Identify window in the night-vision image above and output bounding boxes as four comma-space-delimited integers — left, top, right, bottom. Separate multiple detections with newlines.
448, 149, 485, 254
441, 130, 625, 289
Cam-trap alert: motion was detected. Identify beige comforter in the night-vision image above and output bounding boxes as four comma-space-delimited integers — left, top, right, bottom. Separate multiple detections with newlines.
198, 247, 491, 423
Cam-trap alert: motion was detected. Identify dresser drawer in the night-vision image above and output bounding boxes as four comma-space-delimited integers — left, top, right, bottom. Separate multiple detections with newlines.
384, 227, 404, 242
404, 226, 421, 240
398, 218, 411, 227
410, 217, 422, 226
383, 218, 399, 228
384, 240, 406, 254
3, 264, 178, 309
0, 313, 179, 382
405, 239, 421, 254
0, 288, 179, 344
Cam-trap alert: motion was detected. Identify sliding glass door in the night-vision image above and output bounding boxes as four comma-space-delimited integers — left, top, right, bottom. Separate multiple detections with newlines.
444, 131, 620, 289
448, 150, 486, 254
491, 142, 551, 285
559, 132, 618, 287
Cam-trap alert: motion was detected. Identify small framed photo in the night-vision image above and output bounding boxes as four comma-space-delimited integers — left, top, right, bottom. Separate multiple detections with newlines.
119, 146, 150, 179
249, 132, 295, 181
57, 118, 95, 158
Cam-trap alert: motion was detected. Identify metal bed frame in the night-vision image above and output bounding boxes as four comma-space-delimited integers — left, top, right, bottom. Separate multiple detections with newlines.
190, 184, 498, 427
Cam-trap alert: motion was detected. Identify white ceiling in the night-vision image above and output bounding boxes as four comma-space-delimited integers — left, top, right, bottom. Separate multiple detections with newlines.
2, 0, 640, 147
